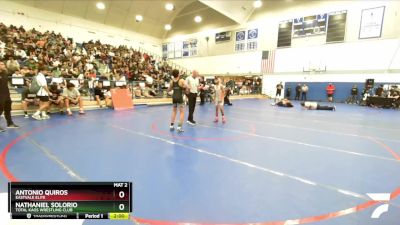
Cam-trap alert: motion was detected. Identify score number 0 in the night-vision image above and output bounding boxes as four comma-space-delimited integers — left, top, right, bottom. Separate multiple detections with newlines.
118, 190, 126, 211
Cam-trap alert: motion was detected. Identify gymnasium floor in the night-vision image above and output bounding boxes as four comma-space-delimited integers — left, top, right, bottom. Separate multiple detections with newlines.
0, 98, 399, 225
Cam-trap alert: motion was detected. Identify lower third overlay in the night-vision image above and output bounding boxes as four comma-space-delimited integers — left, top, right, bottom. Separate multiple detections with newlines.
8, 182, 132, 220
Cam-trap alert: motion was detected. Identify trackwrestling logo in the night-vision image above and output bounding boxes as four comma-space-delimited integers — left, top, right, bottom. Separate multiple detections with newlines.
367, 193, 391, 219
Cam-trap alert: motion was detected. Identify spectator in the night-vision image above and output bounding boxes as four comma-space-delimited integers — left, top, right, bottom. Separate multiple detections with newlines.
32, 65, 51, 120
295, 83, 301, 100
63, 82, 85, 116
199, 76, 206, 105
301, 84, 308, 101
48, 83, 64, 114
21, 87, 39, 118
326, 83, 336, 102
94, 82, 111, 108
285, 86, 291, 99
275, 82, 283, 101
375, 84, 384, 97
347, 84, 358, 104
6, 55, 20, 73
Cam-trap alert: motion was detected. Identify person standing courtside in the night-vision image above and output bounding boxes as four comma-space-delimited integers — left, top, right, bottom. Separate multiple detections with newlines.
186, 70, 200, 125
199, 76, 206, 105
301, 84, 309, 101
0, 61, 19, 132
326, 83, 336, 103
295, 83, 301, 100
275, 82, 283, 102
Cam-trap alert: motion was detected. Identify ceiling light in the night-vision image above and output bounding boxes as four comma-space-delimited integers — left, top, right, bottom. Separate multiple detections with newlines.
253, 0, 262, 8
165, 24, 172, 30
194, 16, 202, 23
96, 2, 105, 10
165, 3, 175, 11
135, 15, 143, 22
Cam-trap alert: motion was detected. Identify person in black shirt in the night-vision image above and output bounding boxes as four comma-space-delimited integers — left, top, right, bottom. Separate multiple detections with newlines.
224, 87, 232, 106
275, 82, 283, 101
199, 76, 206, 105
0, 61, 19, 131
348, 84, 358, 104
285, 87, 291, 99
295, 83, 301, 100
48, 83, 64, 114
375, 85, 384, 97
94, 82, 111, 108
168, 69, 187, 132
21, 87, 39, 118
272, 99, 294, 108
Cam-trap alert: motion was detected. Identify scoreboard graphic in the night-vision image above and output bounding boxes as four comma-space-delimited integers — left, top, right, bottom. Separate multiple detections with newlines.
293, 14, 327, 38
8, 182, 132, 220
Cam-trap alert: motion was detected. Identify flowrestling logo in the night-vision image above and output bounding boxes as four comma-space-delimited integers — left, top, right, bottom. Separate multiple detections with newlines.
367, 193, 391, 219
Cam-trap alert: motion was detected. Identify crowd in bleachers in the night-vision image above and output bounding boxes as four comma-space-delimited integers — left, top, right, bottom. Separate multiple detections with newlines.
0, 22, 264, 120
0, 22, 186, 117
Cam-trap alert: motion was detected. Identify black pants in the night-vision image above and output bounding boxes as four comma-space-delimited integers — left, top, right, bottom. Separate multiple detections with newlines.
224, 96, 231, 105
200, 91, 205, 104
188, 93, 197, 122
295, 92, 300, 100
0, 98, 13, 126
301, 92, 307, 101
317, 105, 334, 110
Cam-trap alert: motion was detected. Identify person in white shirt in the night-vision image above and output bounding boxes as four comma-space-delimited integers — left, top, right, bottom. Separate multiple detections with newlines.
14, 49, 27, 60
301, 101, 336, 111
185, 70, 200, 125
63, 82, 85, 115
32, 65, 51, 120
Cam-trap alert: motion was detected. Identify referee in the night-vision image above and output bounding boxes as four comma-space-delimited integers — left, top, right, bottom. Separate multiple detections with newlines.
0, 61, 19, 132
185, 70, 200, 125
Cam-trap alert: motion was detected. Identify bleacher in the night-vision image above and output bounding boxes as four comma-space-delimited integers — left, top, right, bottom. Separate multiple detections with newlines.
1, 22, 264, 116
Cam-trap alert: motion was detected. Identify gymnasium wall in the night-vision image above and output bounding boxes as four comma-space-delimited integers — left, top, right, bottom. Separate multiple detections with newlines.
262, 73, 400, 102
168, 0, 400, 74
0, 1, 162, 55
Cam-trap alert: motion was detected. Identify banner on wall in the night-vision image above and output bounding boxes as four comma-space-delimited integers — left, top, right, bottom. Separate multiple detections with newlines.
182, 41, 189, 57
235, 30, 246, 52
359, 6, 385, 39
215, 31, 231, 43
162, 44, 168, 59
181, 40, 197, 57
189, 39, 198, 56
236, 31, 246, 41
293, 14, 327, 38
247, 29, 258, 51
174, 41, 182, 58
247, 29, 258, 39
167, 42, 174, 59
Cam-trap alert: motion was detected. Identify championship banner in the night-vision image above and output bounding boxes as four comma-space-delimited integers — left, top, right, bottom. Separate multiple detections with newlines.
215, 31, 231, 43
293, 14, 327, 38
235, 30, 246, 52
247, 29, 258, 40
235, 30, 246, 41
359, 6, 385, 39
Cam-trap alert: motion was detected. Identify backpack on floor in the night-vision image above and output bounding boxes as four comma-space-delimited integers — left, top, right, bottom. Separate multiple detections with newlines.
29, 75, 41, 94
